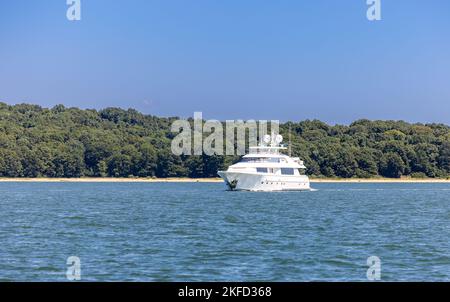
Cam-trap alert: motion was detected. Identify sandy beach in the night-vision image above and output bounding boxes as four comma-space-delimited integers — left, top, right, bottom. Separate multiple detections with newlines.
309, 178, 450, 183
0, 177, 448, 183
0, 177, 223, 183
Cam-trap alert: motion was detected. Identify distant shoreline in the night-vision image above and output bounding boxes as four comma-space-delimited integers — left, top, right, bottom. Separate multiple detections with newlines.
0, 177, 449, 183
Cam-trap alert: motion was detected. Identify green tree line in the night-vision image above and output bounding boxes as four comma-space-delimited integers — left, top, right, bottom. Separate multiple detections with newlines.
0, 102, 449, 178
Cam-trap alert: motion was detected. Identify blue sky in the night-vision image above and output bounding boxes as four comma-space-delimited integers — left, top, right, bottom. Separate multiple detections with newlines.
0, 0, 449, 124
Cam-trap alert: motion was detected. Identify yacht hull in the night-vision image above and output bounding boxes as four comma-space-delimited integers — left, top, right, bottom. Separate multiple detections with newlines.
218, 171, 310, 191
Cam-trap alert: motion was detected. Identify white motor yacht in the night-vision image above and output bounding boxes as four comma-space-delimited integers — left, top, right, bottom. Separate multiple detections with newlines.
218, 134, 310, 191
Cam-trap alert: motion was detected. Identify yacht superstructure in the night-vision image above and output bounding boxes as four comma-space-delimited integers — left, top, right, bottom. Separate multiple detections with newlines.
217, 134, 310, 191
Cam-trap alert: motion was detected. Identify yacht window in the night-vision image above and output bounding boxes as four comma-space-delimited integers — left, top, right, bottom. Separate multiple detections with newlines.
256, 168, 268, 173
241, 158, 280, 163
281, 168, 294, 175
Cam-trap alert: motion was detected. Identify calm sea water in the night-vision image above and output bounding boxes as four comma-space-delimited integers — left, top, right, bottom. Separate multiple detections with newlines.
0, 182, 449, 281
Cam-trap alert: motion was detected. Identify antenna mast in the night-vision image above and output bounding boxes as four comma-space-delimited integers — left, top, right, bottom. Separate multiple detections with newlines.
288, 124, 292, 157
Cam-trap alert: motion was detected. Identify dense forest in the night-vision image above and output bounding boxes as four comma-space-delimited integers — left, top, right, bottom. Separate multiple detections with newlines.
0, 102, 449, 178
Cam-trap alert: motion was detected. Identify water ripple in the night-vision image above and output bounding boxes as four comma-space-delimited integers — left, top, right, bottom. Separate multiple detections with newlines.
0, 182, 449, 281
